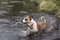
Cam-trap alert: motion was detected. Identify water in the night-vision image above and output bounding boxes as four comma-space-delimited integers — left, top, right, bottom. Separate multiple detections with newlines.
0, 12, 59, 40
0, 1, 60, 40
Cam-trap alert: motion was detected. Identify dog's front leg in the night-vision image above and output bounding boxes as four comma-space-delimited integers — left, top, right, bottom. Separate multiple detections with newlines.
26, 27, 31, 35
30, 28, 38, 33
30, 29, 35, 33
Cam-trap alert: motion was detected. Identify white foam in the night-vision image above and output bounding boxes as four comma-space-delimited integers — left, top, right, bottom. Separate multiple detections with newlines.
19, 30, 27, 37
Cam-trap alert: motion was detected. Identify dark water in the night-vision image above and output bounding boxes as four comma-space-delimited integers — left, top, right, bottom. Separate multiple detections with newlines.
0, 1, 60, 40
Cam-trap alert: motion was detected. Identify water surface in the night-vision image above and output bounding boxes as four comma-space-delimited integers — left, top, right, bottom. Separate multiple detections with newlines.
0, 1, 60, 40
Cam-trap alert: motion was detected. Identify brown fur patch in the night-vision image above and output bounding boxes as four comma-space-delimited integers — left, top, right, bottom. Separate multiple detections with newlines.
37, 21, 47, 30
24, 16, 32, 23
37, 22, 41, 30
28, 15, 32, 21
42, 18, 47, 30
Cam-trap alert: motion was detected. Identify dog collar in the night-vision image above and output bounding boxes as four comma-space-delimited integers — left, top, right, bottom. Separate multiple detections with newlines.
31, 23, 34, 27
28, 23, 34, 29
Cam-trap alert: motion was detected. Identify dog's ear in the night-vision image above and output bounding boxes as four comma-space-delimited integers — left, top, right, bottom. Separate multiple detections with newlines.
29, 15, 33, 20
29, 15, 33, 18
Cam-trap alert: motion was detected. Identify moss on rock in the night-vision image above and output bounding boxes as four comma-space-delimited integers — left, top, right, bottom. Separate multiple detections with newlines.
55, 9, 60, 18
39, 1, 57, 12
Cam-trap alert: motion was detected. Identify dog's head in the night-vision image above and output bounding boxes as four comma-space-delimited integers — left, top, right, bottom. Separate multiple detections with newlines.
23, 15, 33, 24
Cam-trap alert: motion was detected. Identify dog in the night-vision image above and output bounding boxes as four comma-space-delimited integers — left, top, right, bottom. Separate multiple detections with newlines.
22, 15, 47, 35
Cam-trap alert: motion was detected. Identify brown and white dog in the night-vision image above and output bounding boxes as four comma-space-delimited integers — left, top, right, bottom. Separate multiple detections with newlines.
22, 15, 47, 35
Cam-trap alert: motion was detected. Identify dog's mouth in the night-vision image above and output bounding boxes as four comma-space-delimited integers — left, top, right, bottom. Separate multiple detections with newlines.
23, 22, 29, 27
23, 22, 27, 24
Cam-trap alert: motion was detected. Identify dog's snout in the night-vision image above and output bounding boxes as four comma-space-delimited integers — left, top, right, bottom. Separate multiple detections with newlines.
21, 20, 26, 24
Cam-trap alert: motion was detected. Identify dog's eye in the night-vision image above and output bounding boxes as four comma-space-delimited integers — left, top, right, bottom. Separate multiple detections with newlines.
25, 19, 27, 21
